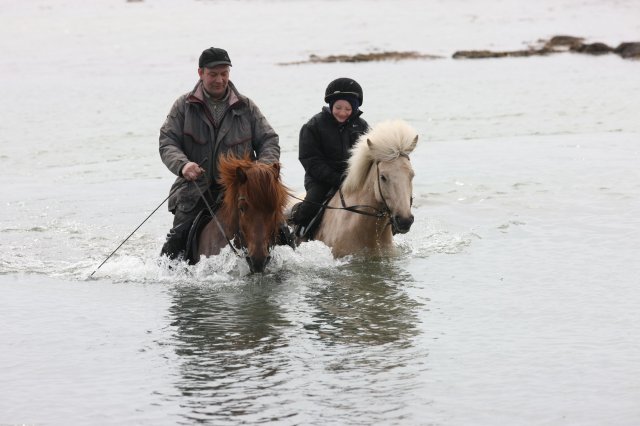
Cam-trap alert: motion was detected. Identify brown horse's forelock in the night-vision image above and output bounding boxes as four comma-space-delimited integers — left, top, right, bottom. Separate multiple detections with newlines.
217, 155, 288, 224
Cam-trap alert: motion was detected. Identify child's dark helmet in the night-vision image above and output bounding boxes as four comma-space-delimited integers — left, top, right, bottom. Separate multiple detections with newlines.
324, 78, 363, 105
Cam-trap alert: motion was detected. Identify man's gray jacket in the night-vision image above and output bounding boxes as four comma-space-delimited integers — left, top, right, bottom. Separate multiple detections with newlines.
159, 80, 280, 213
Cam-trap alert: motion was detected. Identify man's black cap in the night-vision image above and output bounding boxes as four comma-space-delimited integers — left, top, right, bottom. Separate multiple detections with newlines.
199, 47, 232, 68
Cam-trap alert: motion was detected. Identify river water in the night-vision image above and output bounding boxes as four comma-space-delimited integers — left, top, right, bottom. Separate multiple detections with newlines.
1, 0, 640, 424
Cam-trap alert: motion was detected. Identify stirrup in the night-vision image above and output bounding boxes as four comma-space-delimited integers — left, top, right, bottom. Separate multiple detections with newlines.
287, 202, 301, 226
296, 225, 308, 239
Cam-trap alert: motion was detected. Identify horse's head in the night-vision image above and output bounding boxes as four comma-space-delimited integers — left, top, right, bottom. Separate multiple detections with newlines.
374, 153, 416, 234
219, 155, 288, 273
344, 120, 419, 235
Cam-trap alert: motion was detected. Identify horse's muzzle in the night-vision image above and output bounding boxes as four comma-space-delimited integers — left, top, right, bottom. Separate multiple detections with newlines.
246, 255, 271, 273
392, 214, 414, 234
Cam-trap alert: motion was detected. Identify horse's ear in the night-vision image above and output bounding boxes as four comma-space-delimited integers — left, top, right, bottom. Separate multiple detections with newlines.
271, 162, 281, 178
236, 167, 247, 184
367, 139, 373, 149
408, 135, 418, 152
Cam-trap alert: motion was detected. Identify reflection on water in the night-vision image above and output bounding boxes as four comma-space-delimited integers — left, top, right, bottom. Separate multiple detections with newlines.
295, 258, 431, 423
165, 258, 428, 424
305, 257, 423, 347
168, 281, 294, 424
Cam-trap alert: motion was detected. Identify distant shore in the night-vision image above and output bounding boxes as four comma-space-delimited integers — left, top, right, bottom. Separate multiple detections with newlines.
279, 36, 640, 65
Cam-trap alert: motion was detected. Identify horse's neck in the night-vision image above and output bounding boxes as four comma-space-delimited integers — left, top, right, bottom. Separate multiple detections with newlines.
341, 185, 377, 212
346, 162, 379, 204
217, 207, 239, 238
339, 166, 388, 234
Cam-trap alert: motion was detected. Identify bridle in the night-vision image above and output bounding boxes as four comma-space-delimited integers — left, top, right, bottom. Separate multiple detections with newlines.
335, 154, 413, 233
234, 193, 282, 262
335, 162, 389, 218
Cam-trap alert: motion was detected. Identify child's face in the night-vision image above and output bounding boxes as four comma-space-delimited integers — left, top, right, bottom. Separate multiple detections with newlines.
331, 100, 353, 123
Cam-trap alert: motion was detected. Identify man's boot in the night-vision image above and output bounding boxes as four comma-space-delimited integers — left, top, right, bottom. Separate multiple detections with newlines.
276, 222, 296, 249
159, 220, 192, 260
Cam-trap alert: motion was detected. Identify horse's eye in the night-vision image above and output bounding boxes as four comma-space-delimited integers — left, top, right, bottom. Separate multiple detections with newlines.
239, 205, 246, 214
380, 174, 387, 183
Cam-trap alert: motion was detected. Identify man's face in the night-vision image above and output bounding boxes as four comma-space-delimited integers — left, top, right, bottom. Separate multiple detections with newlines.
198, 65, 230, 99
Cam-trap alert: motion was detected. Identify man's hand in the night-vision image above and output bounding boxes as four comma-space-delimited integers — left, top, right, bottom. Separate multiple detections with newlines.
182, 162, 205, 181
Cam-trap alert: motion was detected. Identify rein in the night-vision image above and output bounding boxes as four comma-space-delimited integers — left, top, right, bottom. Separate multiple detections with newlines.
290, 192, 388, 218
234, 194, 250, 250
337, 186, 389, 219
89, 158, 213, 278
335, 162, 394, 230
192, 178, 241, 257
294, 154, 413, 233
292, 161, 394, 219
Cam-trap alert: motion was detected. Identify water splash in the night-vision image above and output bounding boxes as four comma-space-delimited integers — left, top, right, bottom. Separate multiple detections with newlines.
77, 240, 345, 285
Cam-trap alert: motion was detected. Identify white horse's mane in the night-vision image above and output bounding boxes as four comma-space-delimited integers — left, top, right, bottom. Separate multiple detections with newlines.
342, 120, 419, 194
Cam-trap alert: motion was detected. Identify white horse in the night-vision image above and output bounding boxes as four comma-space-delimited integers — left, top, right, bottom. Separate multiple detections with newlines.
298, 120, 418, 257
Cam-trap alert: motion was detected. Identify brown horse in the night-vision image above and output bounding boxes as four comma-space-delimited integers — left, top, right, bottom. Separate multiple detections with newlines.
195, 154, 290, 273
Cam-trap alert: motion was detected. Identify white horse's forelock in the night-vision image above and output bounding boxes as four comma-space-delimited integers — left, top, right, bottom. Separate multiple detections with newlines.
342, 120, 418, 194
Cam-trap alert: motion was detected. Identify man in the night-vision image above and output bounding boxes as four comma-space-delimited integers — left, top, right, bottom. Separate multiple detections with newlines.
159, 47, 280, 259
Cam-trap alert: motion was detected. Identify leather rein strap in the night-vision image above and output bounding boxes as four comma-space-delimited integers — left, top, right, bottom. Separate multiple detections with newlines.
192, 177, 241, 257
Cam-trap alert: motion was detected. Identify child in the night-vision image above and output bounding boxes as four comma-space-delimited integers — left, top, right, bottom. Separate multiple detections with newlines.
290, 78, 369, 237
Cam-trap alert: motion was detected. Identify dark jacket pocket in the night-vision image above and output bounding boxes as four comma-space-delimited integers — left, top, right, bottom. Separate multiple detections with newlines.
176, 185, 199, 213
224, 136, 251, 147
184, 132, 206, 146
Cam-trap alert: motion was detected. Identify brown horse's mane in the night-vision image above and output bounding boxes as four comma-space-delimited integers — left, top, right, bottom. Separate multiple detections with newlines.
217, 153, 289, 224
